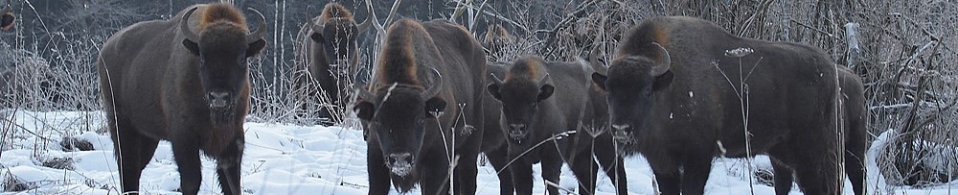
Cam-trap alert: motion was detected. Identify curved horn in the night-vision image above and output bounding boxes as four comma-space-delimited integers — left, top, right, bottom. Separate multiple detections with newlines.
352, 77, 376, 101
246, 8, 267, 44
489, 73, 503, 85
356, 3, 373, 33
180, 7, 201, 43
649, 42, 672, 76
420, 68, 443, 100
1, 0, 10, 15
307, 6, 325, 38
589, 43, 607, 74
537, 74, 551, 88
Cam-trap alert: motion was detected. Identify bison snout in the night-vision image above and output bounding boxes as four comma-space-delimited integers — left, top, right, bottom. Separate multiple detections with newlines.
208, 92, 231, 108
612, 124, 631, 131
386, 152, 414, 176
508, 124, 528, 140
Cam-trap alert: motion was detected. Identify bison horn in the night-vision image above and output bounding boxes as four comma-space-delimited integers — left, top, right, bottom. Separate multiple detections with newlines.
420, 68, 443, 100
307, 6, 326, 38
589, 43, 607, 75
180, 7, 201, 43
537, 74, 551, 88
352, 77, 377, 101
489, 73, 504, 86
649, 42, 671, 76
246, 8, 267, 44
1, 0, 10, 14
356, 3, 373, 33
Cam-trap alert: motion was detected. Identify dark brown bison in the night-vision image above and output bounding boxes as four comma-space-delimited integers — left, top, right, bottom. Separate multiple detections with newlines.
487, 56, 626, 195
479, 61, 513, 194
771, 66, 867, 195
97, 3, 266, 194
1, 0, 14, 31
590, 16, 859, 195
293, 2, 371, 126
353, 19, 486, 194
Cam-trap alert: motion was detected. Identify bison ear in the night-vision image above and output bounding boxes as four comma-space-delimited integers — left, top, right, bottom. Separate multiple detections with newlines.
487, 84, 502, 100
591, 72, 607, 91
537, 84, 554, 101
246, 39, 267, 57
653, 70, 674, 91
310, 32, 325, 43
354, 101, 375, 121
182, 39, 200, 55
425, 97, 447, 118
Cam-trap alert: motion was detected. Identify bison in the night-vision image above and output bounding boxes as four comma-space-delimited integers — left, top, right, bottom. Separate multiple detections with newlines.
353, 19, 486, 194
1, 0, 13, 31
97, 3, 266, 194
479, 61, 513, 194
771, 66, 868, 195
293, 2, 371, 126
487, 56, 626, 194
590, 16, 862, 195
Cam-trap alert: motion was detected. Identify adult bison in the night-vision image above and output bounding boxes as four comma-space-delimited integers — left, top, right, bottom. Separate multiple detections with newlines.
487, 56, 627, 195
590, 16, 860, 195
97, 3, 266, 194
1, 0, 13, 31
353, 19, 486, 194
771, 66, 868, 195
293, 2, 371, 126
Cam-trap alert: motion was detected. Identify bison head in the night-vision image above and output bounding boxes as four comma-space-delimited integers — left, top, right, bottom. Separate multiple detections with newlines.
180, 7, 267, 125
487, 72, 552, 148
308, 5, 371, 72
353, 68, 445, 177
1, 1, 14, 31
591, 42, 673, 146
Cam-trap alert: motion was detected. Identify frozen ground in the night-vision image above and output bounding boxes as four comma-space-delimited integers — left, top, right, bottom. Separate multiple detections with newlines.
1, 110, 956, 194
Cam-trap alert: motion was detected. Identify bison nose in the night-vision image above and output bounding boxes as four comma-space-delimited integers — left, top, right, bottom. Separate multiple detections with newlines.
612, 124, 631, 131
208, 92, 231, 108
508, 124, 528, 139
388, 152, 413, 165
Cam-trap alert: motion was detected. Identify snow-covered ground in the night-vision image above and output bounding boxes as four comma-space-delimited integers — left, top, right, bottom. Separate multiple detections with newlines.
1, 110, 956, 194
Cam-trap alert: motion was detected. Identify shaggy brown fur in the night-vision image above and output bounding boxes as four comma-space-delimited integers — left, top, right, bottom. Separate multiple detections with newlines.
377, 19, 423, 87
321, 3, 353, 21
504, 56, 542, 80
198, 3, 247, 31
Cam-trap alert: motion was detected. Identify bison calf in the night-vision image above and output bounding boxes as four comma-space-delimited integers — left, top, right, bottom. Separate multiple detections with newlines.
487, 56, 627, 195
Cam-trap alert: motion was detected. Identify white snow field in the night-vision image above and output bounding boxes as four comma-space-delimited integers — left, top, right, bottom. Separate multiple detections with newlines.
1, 110, 956, 194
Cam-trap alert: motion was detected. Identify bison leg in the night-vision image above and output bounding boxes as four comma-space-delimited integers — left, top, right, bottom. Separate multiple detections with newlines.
486, 145, 514, 194
366, 141, 391, 195
171, 140, 203, 195
419, 149, 451, 195
454, 135, 483, 194
651, 168, 681, 195
216, 137, 244, 195
112, 121, 160, 194
567, 146, 598, 194
680, 152, 714, 195
771, 158, 795, 195
845, 130, 868, 195
785, 143, 841, 195
845, 148, 866, 195
594, 136, 628, 195
509, 157, 534, 195
540, 146, 562, 195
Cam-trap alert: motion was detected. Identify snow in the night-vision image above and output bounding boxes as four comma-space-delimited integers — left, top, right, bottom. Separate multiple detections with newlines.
0, 110, 956, 194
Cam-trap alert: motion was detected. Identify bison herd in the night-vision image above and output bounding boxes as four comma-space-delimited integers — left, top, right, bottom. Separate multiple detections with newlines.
0, 1, 865, 195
